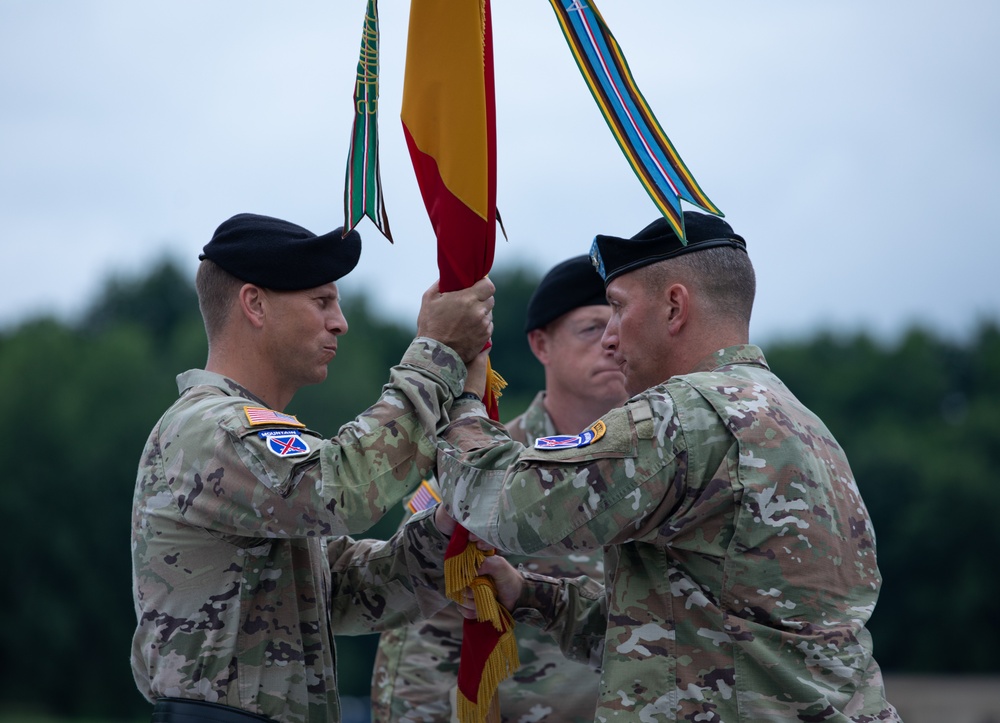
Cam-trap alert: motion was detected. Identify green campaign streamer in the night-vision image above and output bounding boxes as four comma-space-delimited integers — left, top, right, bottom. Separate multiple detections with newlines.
344, 0, 392, 241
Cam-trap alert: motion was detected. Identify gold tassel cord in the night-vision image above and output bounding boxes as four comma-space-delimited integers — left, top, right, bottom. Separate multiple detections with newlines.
485, 358, 507, 401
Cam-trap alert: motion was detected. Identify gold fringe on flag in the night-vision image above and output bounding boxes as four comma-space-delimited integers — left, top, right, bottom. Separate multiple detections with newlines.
470, 576, 503, 630
485, 358, 507, 402
445, 548, 520, 723
455, 605, 520, 723
445, 544, 489, 604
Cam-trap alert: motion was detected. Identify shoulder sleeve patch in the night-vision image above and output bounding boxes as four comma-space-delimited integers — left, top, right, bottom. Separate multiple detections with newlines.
243, 405, 306, 428
406, 479, 442, 514
533, 419, 607, 451
519, 406, 634, 463
258, 429, 310, 458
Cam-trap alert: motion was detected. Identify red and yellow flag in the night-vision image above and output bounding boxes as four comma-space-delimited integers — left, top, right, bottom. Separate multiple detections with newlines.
401, 0, 496, 295
402, 2, 516, 721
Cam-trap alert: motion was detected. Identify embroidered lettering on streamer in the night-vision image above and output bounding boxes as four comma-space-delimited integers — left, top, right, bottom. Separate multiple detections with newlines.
244, 406, 306, 428
258, 429, 310, 457
534, 419, 606, 450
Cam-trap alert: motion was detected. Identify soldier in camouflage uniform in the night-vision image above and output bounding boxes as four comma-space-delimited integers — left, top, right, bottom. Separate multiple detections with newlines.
371, 256, 628, 722
130, 213, 498, 723
435, 212, 900, 721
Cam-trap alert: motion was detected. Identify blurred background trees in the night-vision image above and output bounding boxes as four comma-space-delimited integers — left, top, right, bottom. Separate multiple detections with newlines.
0, 260, 997, 719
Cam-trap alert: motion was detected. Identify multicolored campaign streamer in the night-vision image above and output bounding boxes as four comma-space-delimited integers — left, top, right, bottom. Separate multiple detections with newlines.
548, 0, 722, 241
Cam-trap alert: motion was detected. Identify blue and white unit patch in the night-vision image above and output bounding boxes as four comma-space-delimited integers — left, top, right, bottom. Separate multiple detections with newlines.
534, 420, 606, 450
258, 429, 310, 458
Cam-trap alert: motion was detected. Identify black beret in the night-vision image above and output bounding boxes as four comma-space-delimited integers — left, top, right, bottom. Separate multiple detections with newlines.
199, 213, 362, 290
524, 255, 608, 332
590, 211, 746, 286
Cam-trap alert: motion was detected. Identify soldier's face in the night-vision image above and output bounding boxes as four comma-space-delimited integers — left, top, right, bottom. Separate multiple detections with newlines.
603, 273, 671, 396
260, 282, 348, 389
540, 305, 627, 411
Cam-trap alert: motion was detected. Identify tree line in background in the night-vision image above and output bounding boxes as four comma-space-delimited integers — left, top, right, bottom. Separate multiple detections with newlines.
0, 260, 997, 719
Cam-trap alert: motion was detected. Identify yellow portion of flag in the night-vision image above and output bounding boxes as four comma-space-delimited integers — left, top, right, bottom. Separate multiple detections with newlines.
401, 0, 489, 221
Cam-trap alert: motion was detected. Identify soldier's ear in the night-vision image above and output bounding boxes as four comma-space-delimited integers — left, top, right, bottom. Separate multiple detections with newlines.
527, 328, 549, 364
238, 284, 267, 329
664, 282, 690, 336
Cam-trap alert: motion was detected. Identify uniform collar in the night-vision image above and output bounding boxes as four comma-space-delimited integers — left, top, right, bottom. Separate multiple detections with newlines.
689, 344, 769, 374
176, 369, 269, 406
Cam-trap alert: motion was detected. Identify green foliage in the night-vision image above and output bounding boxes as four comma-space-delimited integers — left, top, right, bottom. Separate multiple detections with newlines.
0, 259, 997, 718
0, 320, 167, 716
81, 259, 201, 348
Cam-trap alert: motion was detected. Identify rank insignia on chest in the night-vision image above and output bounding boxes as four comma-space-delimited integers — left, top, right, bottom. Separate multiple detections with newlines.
244, 405, 306, 428
258, 429, 311, 457
534, 419, 606, 450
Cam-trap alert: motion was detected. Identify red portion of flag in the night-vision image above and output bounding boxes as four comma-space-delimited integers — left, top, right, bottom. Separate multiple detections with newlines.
402, 2, 513, 719
446, 526, 514, 716
402, 126, 496, 294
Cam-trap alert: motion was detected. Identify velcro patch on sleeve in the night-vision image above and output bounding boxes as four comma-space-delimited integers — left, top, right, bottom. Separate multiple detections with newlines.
534, 419, 606, 450
244, 405, 306, 428
407, 479, 442, 515
628, 399, 655, 439
258, 429, 310, 457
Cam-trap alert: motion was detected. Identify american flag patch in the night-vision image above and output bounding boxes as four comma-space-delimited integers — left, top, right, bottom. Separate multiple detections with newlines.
243, 406, 305, 428
407, 480, 442, 515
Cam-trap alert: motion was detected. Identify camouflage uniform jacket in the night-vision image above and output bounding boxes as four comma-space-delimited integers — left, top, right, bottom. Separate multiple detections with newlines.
131, 338, 468, 723
372, 391, 603, 722
437, 346, 899, 722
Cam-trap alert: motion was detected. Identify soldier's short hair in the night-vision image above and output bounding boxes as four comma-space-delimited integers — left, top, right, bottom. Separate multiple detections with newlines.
195, 259, 243, 341
638, 245, 756, 326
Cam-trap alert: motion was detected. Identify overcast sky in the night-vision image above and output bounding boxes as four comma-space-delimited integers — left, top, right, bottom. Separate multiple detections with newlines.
2, 0, 998, 344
